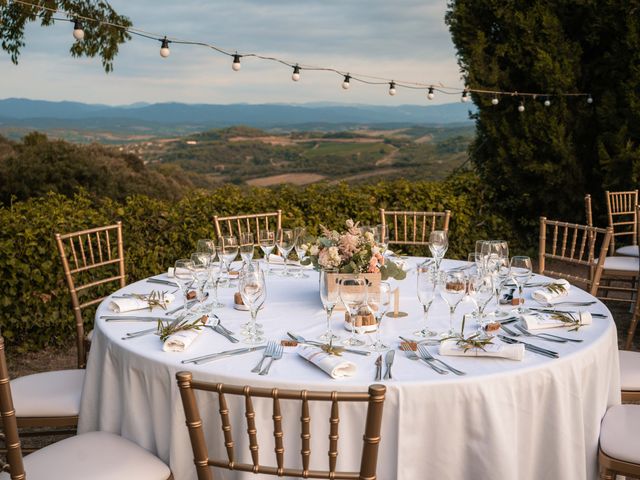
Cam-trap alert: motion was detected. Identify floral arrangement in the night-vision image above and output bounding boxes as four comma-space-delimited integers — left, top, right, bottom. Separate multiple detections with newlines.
301, 219, 406, 280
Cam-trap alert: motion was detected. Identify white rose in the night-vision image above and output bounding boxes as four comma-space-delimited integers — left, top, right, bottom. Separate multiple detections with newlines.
309, 245, 319, 256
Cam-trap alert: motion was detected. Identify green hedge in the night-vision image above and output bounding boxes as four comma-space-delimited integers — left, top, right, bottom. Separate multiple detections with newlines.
0, 172, 517, 350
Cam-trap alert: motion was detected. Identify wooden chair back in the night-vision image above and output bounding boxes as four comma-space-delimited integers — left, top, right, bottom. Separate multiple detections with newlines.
176, 372, 386, 480
624, 204, 640, 350
585, 194, 593, 227
380, 209, 451, 247
55, 222, 126, 368
213, 211, 282, 239
538, 217, 612, 296
605, 190, 638, 254
0, 337, 27, 479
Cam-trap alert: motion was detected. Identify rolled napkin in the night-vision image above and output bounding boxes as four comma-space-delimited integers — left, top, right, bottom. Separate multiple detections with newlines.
439, 340, 525, 361
167, 267, 175, 278
522, 311, 592, 330
532, 279, 571, 303
296, 345, 357, 378
109, 293, 175, 313
163, 328, 202, 352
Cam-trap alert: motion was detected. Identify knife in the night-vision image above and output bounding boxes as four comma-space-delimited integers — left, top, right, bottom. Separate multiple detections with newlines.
498, 335, 559, 358
383, 349, 395, 380
181, 345, 267, 365
210, 324, 239, 343
375, 354, 383, 381
101, 315, 169, 322
286, 332, 371, 356
165, 299, 198, 316
146, 278, 179, 287
528, 308, 606, 318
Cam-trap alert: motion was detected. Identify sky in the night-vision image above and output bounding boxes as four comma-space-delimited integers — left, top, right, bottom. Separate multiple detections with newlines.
0, 1, 463, 106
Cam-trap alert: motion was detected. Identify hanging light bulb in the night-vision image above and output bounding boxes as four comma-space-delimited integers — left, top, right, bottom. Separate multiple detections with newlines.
491, 96, 499, 105
291, 65, 301, 82
544, 97, 551, 107
388, 81, 396, 96
232, 54, 242, 71
159, 37, 170, 58
72, 19, 85, 41
342, 74, 351, 90
427, 86, 435, 100
518, 100, 525, 113
587, 95, 593, 104
461, 90, 469, 102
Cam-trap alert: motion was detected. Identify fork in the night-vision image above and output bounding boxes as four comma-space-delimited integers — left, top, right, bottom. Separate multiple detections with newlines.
513, 324, 567, 343
514, 324, 582, 343
260, 344, 283, 375
539, 300, 596, 308
500, 324, 522, 337
251, 341, 275, 373
400, 344, 448, 374
417, 345, 466, 376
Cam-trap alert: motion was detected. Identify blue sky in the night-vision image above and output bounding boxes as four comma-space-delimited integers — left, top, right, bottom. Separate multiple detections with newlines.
0, 1, 463, 106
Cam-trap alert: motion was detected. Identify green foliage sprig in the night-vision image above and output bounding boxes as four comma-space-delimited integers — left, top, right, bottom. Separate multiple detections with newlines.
545, 282, 568, 296
441, 313, 494, 352
131, 290, 170, 311
550, 311, 584, 332
157, 314, 207, 342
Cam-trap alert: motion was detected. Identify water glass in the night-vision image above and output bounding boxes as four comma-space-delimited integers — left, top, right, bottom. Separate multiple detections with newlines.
368, 281, 392, 351
441, 270, 466, 336
174, 259, 194, 300
218, 236, 239, 287
375, 224, 389, 255
239, 266, 266, 344
415, 264, 438, 337
276, 228, 296, 276
293, 227, 309, 278
467, 272, 494, 326
258, 229, 276, 274
318, 269, 341, 342
510, 255, 532, 313
429, 230, 448, 270
339, 276, 367, 347
189, 253, 210, 313
239, 232, 255, 267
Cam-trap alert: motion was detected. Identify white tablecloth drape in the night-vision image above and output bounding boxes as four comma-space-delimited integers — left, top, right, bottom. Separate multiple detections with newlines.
79, 259, 621, 480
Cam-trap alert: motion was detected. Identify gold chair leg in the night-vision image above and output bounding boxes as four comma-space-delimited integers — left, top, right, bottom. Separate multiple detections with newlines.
599, 468, 615, 480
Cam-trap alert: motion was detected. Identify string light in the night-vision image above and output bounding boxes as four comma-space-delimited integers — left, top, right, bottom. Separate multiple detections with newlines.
587, 95, 593, 104
491, 96, 499, 105
292, 65, 301, 82
427, 87, 435, 100
518, 100, 525, 113
461, 90, 469, 102
388, 81, 396, 96
544, 97, 551, 107
232, 54, 241, 71
72, 19, 84, 41
342, 74, 351, 90
159, 37, 170, 58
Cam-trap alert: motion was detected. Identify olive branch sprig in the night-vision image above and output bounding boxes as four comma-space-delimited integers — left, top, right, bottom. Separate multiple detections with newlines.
440, 313, 494, 352
550, 311, 584, 332
131, 290, 169, 311
544, 282, 568, 296
157, 314, 207, 342
320, 337, 345, 356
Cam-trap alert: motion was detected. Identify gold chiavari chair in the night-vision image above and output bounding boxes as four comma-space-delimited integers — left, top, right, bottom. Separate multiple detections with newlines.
176, 371, 386, 480
538, 217, 612, 296
605, 189, 638, 256
598, 405, 640, 479
585, 194, 593, 227
0, 337, 173, 480
379, 209, 451, 250
213, 210, 282, 239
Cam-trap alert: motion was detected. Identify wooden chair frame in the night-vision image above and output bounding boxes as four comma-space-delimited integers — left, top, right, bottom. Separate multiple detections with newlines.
55, 221, 126, 369
176, 371, 386, 480
213, 211, 282, 240
538, 217, 612, 297
605, 190, 638, 255
380, 209, 451, 248
599, 443, 640, 479
585, 194, 593, 227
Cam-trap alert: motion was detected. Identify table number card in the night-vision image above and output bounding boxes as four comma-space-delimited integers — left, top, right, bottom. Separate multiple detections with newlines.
386, 287, 408, 318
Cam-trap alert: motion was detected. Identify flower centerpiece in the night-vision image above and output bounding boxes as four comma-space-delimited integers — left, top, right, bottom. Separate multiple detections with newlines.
301, 219, 406, 280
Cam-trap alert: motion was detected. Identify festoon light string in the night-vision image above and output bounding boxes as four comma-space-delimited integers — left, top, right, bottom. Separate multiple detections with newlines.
9, 0, 594, 109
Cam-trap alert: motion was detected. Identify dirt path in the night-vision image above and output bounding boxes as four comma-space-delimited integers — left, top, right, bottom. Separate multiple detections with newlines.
246, 173, 326, 187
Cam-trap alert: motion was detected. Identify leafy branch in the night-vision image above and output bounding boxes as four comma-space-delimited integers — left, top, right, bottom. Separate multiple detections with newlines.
157, 314, 207, 342
550, 311, 584, 331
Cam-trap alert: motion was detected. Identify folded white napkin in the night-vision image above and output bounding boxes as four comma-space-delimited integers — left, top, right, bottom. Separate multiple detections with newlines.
532, 279, 571, 303
522, 311, 592, 330
167, 267, 175, 278
439, 340, 525, 361
109, 293, 175, 313
296, 345, 357, 378
162, 328, 202, 352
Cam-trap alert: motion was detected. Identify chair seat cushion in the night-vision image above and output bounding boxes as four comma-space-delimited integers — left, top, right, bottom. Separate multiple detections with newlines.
616, 245, 640, 257
602, 256, 640, 272
12, 369, 84, 417
599, 404, 640, 464
620, 350, 640, 391
0, 431, 170, 480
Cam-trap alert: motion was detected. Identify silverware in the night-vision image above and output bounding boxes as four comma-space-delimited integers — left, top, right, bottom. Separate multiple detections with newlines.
207, 324, 239, 343
417, 345, 466, 376
287, 332, 371, 356
396, 335, 441, 346
146, 278, 179, 287
181, 345, 267, 364
383, 350, 395, 380
498, 335, 559, 358
400, 344, 448, 374
538, 300, 596, 308
375, 355, 383, 381
514, 324, 582, 343
252, 341, 275, 373
165, 300, 198, 316
102, 315, 169, 322
121, 327, 157, 340
210, 314, 235, 336
513, 324, 568, 343
260, 344, 283, 375
500, 324, 522, 336
528, 307, 606, 319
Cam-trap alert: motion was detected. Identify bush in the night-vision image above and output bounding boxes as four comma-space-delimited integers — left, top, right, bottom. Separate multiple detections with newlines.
0, 172, 516, 350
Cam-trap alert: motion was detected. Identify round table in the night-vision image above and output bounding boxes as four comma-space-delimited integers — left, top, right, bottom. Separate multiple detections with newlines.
78, 259, 621, 480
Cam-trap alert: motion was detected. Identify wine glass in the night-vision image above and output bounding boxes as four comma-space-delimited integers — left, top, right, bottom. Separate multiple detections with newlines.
482, 240, 509, 274
258, 229, 276, 275
429, 230, 448, 270
415, 263, 438, 337
467, 272, 494, 327
189, 253, 211, 314
174, 259, 194, 301
489, 256, 510, 318
293, 227, 309, 278
238, 267, 266, 344
368, 281, 392, 351
196, 239, 216, 263
375, 224, 389, 255
239, 232, 255, 268
339, 276, 367, 347
440, 270, 466, 336
207, 259, 224, 308
276, 228, 296, 277
318, 269, 341, 342
218, 236, 239, 287
510, 256, 532, 313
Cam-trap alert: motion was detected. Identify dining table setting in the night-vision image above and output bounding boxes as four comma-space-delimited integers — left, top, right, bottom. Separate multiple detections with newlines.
77, 226, 621, 480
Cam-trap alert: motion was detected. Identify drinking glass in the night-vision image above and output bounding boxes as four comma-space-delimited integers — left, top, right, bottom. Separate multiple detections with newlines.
276, 228, 296, 277
318, 269, 341, 342
189, 253, 211, 313
218, 236, 239, 287
258, 229, 276, 275
174, 259, 194, 301
239, 232, 255, 267
238, 267, 266, 344
467, 272, 494, 327
429, 230, 448, 270
481, 240, 509, 274
467, 252, 481, 274
196, 239, 216, 263
440, 270, 466, 336
207, 259, 224, 308
375, 224, 389, 255
339, 276, 367, 347
415, 264, 438, 337
293, 227, 309, 278
510, 256, 533, 313
489, 256, 510, 318
368, 281, 392, 351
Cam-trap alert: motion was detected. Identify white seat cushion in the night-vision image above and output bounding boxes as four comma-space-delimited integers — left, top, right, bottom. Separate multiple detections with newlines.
599, 404, 640, 464
12, 369, 84, 417
603, 255, 640, 272
0, 431, 171, 480
616, 245, 639, 257
620, 350, 640, 391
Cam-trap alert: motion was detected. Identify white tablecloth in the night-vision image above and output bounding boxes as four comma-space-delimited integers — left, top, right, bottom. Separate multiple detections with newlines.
79, 259, 621, 480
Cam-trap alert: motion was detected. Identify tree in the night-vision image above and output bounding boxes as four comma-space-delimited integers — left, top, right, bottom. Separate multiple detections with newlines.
0, 0, 131, 72
446, 1, 640, 233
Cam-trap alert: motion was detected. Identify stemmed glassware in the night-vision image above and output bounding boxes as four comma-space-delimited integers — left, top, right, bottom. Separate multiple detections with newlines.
429, 230, 448, 270
339, 276, 367, 347
318, 269, 341, 342
467, 272, 494, 327
368, 281, 392, 351
510, 256, 533, 313
293, 227, 309, 278
174, 259, 195, 302
276, 228, 296, 277
440, 270, 467, 336
258, 229, 276, 275
415, 264, 438, 337
375, 224, 389, 256
189, 253, 211, 314
238, 266, 266, 344
239, 232, 255, 269
218, 235, 239, 287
